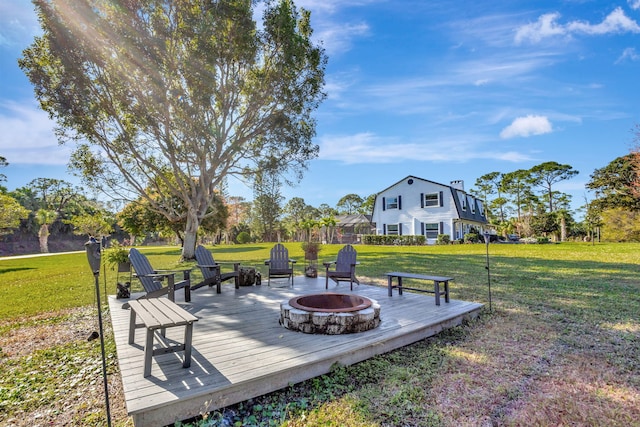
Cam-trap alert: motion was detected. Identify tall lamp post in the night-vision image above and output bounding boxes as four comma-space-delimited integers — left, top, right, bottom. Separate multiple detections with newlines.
483, 231, 493, 312
85, 237, 112, 427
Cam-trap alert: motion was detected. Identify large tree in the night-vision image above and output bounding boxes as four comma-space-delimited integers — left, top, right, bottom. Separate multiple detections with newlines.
20, 0, 327, 259
529, 161, 578, 213
472, 172, 504, 221
586, 154, 640, 211
336, 194, 363, 215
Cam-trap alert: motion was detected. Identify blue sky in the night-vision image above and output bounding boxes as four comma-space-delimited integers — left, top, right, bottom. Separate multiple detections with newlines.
2, 0, 640, 217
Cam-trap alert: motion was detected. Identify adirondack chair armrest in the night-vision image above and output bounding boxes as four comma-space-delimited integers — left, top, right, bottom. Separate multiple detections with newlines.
323, 260, 336, 268
152, 269, 192, 281
196, 263, 220, 269
134, 272, 174, 279
265, 260, 271, 265
289, 259, 297, 264
217, 261, 241, 269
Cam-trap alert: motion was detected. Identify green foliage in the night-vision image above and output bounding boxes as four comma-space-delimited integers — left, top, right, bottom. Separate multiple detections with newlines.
436, 234, 450, 245
587, 154, 640, 211
0, 194, 29, 234
600, 208, 640, 241
362, 234, 426, 245
236, 231, 251, 244
105, 241, 130, 266
21, 0, 326, 258
463, 232, 479, 243
65, 211, 113, 238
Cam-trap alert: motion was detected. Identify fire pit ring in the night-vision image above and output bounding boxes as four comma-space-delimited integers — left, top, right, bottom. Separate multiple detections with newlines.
280, 293, 381, 334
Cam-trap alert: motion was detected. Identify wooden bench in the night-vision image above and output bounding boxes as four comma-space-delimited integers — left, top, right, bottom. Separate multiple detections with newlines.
128, 298, 198, 377
386, 272, 453, 306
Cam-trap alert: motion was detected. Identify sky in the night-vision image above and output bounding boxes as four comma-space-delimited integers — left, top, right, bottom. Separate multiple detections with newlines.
2, 0, 640, 218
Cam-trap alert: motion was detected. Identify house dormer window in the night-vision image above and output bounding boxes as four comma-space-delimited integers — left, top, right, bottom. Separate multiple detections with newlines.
460, 192, 467, 211
386, 197, 398, 209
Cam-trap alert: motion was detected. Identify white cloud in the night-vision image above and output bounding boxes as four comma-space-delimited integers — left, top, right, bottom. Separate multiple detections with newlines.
317, 132, 534, 164
500, 115, 553, 139
515, 12, 566, 44
315, 22, 370, 55
629, 0, 640, 10
0, 100, 71, 165
567, 7, 640, 35
616, 47, 640, 63
515, 8, 640, 44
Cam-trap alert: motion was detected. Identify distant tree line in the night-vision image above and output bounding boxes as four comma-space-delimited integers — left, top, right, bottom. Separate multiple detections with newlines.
4, 132, 640, 250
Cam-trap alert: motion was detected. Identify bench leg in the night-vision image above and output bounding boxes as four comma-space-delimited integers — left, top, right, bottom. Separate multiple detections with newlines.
183, 323, 194, 369
184, 271, 191, 302
168, 275, 175, 302
434, 281, 441, 306
387, 276, 393, 296
128, 309, 137, 344
398, 277, 403, 296
444, 281, 450, 303
144, 328, 154, 377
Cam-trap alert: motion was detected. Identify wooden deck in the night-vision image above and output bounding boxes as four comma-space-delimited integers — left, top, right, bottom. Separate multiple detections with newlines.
108, 275, 483, 426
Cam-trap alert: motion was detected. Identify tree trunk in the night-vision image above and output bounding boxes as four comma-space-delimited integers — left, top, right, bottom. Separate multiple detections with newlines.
181, 212, 200, 260
38, 224, 50, 253
560, 216, 567, 242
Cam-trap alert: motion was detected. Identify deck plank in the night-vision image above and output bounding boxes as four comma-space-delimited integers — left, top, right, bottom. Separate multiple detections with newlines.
109, 275, 483, 426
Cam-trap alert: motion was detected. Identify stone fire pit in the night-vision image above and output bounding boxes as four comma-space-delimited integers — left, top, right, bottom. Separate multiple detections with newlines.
280, 293, 381, 334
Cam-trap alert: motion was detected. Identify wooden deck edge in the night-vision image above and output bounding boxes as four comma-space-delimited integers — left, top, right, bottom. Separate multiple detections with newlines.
131, 303, 483, 426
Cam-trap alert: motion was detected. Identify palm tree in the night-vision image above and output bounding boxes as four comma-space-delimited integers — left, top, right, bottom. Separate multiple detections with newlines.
35, 209, 57, 253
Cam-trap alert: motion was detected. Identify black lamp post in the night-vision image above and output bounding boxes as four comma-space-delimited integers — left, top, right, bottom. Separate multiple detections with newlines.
483, 231, 493, 312
85, 237, 112, 427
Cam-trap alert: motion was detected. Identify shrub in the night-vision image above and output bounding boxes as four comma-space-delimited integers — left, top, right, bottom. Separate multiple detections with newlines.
236, 231, 251, 244
464, 232, 479, 243
436, 234, 450, 245
362, 235, 426, 245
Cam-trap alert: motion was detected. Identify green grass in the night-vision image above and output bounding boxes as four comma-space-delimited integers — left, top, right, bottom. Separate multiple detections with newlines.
1, 242, 640, 426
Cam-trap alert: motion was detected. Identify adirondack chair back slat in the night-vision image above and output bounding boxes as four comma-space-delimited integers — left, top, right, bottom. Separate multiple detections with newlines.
265, 243, 295, 286
192, 245, 240, 293
128, 248, 191, 301
195, 245, 217, 282
269, 244, 290, 270
128, 248, 163, 293
335, 245, 357, 273
324, 244, 359, 291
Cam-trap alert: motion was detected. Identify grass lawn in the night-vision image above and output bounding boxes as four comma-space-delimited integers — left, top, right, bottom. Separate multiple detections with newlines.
1, 242, 639, 426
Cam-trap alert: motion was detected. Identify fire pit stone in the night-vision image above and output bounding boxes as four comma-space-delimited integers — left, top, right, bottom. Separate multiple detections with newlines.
280, 293, 381, 334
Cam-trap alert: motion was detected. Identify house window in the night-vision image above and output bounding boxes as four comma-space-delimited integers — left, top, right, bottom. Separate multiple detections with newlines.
424, 223, 439, 239
387, 224, 399, 235
424, 193, 439, 207
461, 196, 467, 211
386, 197, 398, 209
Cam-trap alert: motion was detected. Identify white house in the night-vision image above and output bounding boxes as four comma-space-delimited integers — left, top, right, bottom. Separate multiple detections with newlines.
371, 176, 489, 244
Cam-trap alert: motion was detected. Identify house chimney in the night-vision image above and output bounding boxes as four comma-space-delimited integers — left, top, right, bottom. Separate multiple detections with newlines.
450, 180, 464, 191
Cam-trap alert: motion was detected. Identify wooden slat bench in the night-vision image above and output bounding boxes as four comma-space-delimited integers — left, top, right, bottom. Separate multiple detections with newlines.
128, 298, 199, 377
386, 272, 452, 305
